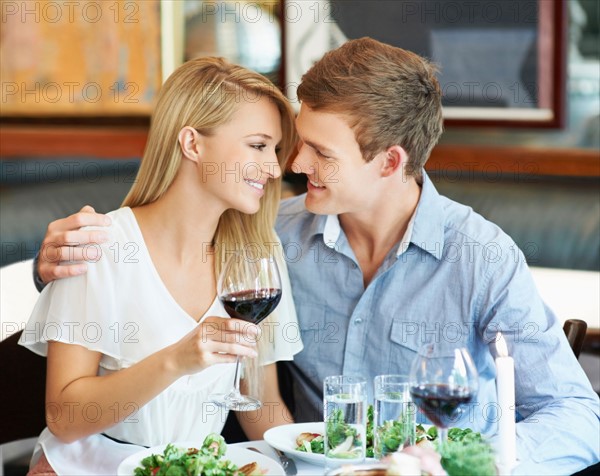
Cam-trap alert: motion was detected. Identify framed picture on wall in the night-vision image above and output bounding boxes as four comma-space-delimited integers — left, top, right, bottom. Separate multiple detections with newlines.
284, 0, 567, 128
0, 0, 163, 123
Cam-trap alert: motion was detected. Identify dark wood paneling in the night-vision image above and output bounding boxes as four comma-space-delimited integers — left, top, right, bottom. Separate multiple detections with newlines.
1, 126, 598, 177
0, 126, 148, 158
428, 144, 600, 177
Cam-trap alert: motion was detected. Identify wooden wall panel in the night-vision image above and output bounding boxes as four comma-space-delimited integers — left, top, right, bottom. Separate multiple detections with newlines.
1, 126, 598, 177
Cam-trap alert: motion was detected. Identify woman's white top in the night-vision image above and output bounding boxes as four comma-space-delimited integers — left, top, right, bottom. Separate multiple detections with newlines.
19, 207, 303, 475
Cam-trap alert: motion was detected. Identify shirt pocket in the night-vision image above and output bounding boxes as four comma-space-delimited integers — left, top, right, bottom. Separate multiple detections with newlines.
387, 318, 471, 374
387, 318, 424, 375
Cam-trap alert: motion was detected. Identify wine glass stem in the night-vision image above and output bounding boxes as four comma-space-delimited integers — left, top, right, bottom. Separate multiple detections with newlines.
438, 427, 448, 455
230, 356, 242, 399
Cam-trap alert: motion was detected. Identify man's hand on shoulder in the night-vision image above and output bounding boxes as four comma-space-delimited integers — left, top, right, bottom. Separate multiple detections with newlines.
38, 205, 112, 284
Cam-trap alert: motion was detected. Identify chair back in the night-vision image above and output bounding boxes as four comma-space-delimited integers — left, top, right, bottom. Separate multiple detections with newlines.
563, 319, 588, 359
0, 330, 47, 445
1, 259, 39, 341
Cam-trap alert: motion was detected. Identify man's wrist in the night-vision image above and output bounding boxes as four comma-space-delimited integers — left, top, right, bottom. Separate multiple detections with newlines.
32, 253, 46, 293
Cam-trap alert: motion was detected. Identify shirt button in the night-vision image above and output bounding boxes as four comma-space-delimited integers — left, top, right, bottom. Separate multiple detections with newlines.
354, 318, 363, 324
352, 263, 358, 269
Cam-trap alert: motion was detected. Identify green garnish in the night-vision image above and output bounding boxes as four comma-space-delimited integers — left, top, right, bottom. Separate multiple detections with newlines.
374, 404, 415, 458
415, 423, 438, 443
296, 435, 325, 454
366, 404, 374, 457
415, 424, 496, 476
296, 405, 496, 476
133, 434, 255, 476
440, 437, 496, 476
325, 408, 363, 459
375, 420, 408, 456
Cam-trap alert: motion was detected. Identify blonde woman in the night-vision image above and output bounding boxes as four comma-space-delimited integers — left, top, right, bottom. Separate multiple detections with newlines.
20, 57, 302, 475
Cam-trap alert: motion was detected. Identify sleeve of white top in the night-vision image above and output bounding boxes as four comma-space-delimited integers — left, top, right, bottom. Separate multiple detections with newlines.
18, 236, 125, 370
257, 236, 304, 366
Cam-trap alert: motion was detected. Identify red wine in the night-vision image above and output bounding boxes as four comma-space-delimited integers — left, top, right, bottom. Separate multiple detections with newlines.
220, 288, 282, 324
410, 384, 473, 428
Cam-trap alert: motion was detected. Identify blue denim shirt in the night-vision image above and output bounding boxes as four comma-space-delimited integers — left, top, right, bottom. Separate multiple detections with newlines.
276, 173, 600, 474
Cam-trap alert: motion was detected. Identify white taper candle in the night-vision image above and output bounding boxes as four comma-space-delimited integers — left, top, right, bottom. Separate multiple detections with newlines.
495, 332, 516, 473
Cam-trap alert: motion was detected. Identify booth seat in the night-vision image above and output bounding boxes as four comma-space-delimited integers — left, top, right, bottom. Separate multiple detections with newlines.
2, 159, 599, 270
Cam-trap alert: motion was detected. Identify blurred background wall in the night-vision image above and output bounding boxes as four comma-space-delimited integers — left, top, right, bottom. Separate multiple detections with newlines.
1, 0, 598, 270
0, 0, 597, 266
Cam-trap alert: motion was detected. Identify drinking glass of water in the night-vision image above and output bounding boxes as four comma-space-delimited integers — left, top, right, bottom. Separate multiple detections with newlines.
373, 374, 416, 459
323, 376, 367, 468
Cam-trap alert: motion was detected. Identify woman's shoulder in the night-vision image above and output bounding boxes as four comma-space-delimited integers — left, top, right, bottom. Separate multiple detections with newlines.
86, 206, 141, 242
82, 207, 146, 272
82, 206, 136, 238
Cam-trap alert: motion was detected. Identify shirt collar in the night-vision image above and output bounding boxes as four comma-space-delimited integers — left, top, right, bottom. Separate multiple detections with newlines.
306, 171, 446, 260
410, 171, 446, 260
323, 214, 341, 248
305, 211, 328, 240
321, 209, 417, 257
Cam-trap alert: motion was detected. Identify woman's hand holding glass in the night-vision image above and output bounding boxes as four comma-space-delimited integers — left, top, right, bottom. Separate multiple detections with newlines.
167, 316, 260, 376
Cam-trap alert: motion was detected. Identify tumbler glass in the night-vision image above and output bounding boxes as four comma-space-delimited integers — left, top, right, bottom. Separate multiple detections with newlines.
324, 376, 368, 468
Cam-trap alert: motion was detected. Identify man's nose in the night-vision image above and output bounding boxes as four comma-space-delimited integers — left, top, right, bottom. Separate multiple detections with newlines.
291, 144, 315, 175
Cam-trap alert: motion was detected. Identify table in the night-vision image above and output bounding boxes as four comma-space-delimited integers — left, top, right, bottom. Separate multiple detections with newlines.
232, 440, 324, 475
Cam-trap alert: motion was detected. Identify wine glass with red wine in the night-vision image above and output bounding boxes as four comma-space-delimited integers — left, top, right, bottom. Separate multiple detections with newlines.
209, 250, 282, 411
409, 343, 478, 453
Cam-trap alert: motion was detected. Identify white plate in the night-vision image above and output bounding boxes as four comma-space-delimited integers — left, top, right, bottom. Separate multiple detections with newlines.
117, 442, 284, 475
264, 422, 326, 465
264, 422, 377, 466
263, 423, 434, 466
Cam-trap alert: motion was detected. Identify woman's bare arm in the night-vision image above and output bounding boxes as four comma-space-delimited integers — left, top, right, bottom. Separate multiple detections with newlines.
45, 317, 259, 443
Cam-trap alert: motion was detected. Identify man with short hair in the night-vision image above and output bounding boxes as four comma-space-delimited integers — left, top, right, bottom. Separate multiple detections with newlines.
34, 38, 599, 474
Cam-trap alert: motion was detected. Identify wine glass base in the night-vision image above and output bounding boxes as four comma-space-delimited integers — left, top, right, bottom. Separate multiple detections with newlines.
209, 393, 262, 411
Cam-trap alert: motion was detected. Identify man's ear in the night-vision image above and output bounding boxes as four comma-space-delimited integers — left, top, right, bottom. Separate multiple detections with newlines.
178, 126, 202, 164
380, 145, 407, 177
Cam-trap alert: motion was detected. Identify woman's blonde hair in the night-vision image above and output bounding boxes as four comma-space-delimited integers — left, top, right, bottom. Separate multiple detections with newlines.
122, 57, 297, 399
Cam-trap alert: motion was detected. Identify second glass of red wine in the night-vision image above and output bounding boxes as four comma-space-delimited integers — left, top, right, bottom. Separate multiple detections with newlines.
409, 343, 479, 453
209, 251, 282, 411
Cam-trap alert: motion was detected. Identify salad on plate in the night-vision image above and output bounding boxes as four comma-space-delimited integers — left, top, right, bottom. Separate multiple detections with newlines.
296, 406, 373, 458
133, 434, 264, 476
